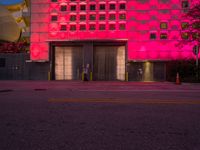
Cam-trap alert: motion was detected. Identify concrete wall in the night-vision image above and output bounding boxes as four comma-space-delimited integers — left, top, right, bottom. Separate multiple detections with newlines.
0, 53, 49, 80
0, 53, 166, 81
127, 61, 166, 81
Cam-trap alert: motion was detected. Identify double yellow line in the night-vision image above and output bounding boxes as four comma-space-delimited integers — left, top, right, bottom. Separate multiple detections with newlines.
48, 98, 200, 105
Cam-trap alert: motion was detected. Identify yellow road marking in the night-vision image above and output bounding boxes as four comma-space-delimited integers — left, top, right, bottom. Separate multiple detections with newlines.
48, 98, 200, 105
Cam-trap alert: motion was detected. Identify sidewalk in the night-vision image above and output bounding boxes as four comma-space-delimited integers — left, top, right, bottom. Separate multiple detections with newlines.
0, 80, 200, 91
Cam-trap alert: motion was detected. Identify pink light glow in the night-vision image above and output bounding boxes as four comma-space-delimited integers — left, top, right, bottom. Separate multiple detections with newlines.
31, 44, 40, 59
30, 0, 200, 61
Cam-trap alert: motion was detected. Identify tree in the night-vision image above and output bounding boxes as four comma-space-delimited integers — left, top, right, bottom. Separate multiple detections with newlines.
177, 1, 200, 82
178, 2, 200, 48
0, 42, 28, 53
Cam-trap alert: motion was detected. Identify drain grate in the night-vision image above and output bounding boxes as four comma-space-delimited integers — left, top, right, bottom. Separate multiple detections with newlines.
0, 89, 13, 93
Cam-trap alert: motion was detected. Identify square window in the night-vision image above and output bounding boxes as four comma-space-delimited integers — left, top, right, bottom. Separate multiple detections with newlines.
99, 24, 105, 30
181, 32, 189, 39
70, 25, 76, 31
90, 14, 96, 20
110, 4, 115, 10
150, 33, 156, 39
99, 14, 106, 20
51, 15, 58, 21
90, 5, 96, 10
80, 15, 86, 21
70, 15, 76, 21
60, 25, 67, 31
160, 33, 168, 39
80, 5, 86, 11
120, 3, 126, 10
60, 5, 67, 11
89, 24, 95, 30
80, 25, 86, 30
182, 1, 189, 8
181, 22, 189, 30
100, 4, 105, 10
119, 14, 126, 20
109, 14, 116, 20
109, 24, 115, 30
119, 24, 126, 30
71, 5, 76, 11
160, 22, 168, 29
192, 22, 200, 29
192, 33, 199, 39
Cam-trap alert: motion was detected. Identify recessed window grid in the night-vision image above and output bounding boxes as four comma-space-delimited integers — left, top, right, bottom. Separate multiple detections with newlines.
99, 14, 106, 20
120, 3, 126, 10
49, 1, 127, 32
70, 25, 76, 31
60, 25, 67, 31
160, 33, 168, 39
109, 14, 116, 20
99, 4, 105, 10
182, 1, 189, 9
150, 33, 156, 39
99, 24, 106, 30
71, 5, 76, 11
80, 15, 86, 21
51, 15, 58, 21
80, 25, 86, 30
192, 22, 200, 29
181, 22, 189, 30
89, 14, 96, 20
90, 5, 96, 10
80, 5, 86, 11
181, 32, 189, 39
109, 24, 115, 30
192, 33, 199, 39
58, 24, 126, 32
119, 14, 126, 20
70, 15, 76, 21
119, 24, 126, 30
160, 22, 168, 29
60, 5, 67, 11
110, 4, 116, 10
53, 2, 126, 12
89, 24, 96, 30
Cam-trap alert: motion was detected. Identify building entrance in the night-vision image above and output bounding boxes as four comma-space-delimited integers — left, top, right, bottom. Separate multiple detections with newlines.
54, 46, 83, 80
93, 46, 125, 81
53, 42, 126, 81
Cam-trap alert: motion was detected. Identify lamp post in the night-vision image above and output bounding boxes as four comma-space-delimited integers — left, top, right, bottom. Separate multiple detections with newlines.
193, 45, 199, 81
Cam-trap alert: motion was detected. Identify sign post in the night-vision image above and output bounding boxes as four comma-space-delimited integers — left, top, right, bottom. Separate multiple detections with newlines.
193, 45, 199, 81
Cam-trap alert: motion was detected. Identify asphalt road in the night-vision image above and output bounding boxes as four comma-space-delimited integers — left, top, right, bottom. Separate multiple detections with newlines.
0, 81, 200, 150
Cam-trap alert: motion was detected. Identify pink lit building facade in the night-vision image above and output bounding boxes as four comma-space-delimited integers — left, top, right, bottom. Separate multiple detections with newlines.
30, 0, 197, 81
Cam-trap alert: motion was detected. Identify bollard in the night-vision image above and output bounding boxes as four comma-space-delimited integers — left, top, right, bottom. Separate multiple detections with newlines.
90, 72, 93, 81
48, 71, 51, 81
82, 72, 84, 81
125, 72, 128, 82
